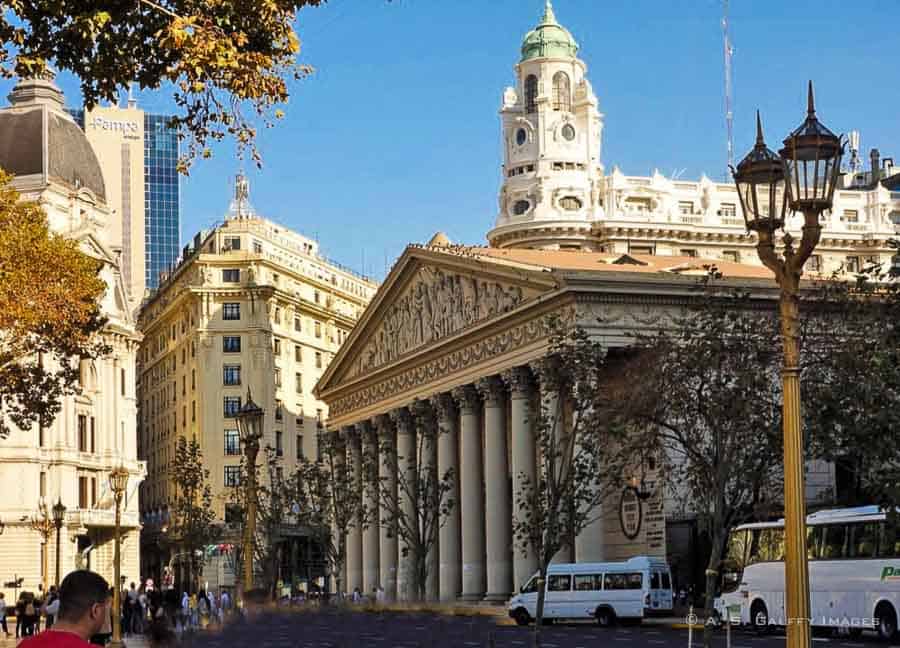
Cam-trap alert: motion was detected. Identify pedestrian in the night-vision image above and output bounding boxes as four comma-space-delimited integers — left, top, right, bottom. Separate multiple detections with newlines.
89, 588, 113, 646
23, 593, 37, 637
136, 584, 148, 635
15, 594, 24, 638
0, 592, 9, 637
351, 587, 361, 603
33, 586, 43, 634
219, 590, 230, 622
375, 586, 385, 604
44, 586, 58, 629
18, 570, 111, 648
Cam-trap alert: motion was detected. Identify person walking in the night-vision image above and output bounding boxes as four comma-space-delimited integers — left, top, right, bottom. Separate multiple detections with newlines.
44, 586, 58, 629
19, 570, 111, 648
0, 592, 9, 637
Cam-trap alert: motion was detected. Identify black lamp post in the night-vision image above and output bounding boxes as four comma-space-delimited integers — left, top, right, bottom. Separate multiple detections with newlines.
51, 497, 66, 588
236, 387, 264, 593
731, 82, 843, 648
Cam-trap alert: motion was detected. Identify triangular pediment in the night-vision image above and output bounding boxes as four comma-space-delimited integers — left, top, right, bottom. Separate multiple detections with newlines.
317, 246, 556, 395
75, 230, 117, 265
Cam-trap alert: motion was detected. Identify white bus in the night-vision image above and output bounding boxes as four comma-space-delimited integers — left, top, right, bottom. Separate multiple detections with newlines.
714, 506, 900, 639
507, 556, 673, 627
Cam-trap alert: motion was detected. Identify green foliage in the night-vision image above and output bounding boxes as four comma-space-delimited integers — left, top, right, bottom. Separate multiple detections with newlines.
0, 1, 328, 171
0, 170, 109, 438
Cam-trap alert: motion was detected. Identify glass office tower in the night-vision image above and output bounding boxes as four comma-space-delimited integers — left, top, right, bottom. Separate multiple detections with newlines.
144, 114, 180, 290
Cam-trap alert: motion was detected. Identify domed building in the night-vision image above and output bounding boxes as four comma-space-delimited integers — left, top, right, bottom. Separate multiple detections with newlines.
0, 73, 144, 598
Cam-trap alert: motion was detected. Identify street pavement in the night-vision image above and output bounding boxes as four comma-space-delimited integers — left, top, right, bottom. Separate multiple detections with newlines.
180, 609, 900, 648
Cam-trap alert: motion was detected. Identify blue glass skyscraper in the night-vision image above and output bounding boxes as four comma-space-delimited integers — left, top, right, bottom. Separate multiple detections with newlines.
144, 114, 180, 290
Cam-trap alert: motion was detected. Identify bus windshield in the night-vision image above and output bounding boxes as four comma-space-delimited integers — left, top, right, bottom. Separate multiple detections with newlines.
720, 528, 750, 593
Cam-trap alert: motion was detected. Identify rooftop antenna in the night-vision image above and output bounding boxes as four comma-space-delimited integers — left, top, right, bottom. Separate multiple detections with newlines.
127, 82, 137, 109
723, 0, 735, 178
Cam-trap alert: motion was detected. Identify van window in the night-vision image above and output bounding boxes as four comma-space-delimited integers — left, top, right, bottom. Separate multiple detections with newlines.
662, 573, 671, 589
651, 573, 660, 589
574, 574, 602, 591
521, 577, 539, 594
604, 573, 643, 590
548, 575, 571, 592
626, 573, 643, 589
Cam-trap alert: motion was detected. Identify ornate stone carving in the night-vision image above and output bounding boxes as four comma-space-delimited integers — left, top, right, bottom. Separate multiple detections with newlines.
502, 365, 534, 399
451, 385, 480, 416
352, 267, 526, 378
475, 376, 505, 407
389, 407, 413, 434
429, 393, 456, 423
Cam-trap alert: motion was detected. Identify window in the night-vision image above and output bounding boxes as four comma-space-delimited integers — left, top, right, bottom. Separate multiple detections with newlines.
39, 472, 46, 498
223, 364, 241, 386
879, 523, 900, 558
275, 368, 282, 388
720, 202, 737, 218
314, 290, 321, 304
78, 414, 88, 452
294, 317, 302, 332
273, 338, 282, 355
680, 249, 698, 258
222, 269, 240, 283
223, 303, 241, 320
316, 408, 323, 424
560, 196, 582, 211
274, 307, 282, 325
722, 250, 740, 263
276, 430, 283, 457
294, 345, 302, 363
806, 255, 822, 273
521, 577, 539, 594
223, 335, 241, 353
191, 369, 196, 390
224, 429, 240, 456
629, 245, 655, 256
295, 373, 303, 394
275, 400, 284, 421
820, 524, 847, 559
678, 201, 694, 215
224, 396, 241, 418
548, 575, 571, 592
845, 256, 860, 273
224, 466, 241, 487
191, 400, 196, 422
224, 236, 241, 251
314, 321, 322, 338
78, 476, 89, 508
296, 435, 304, 460
604, 573, 643, 590
843, 209, 859, 223
850, 523, 879, 558
524, 75, 538, 113
574, 574, 602, 591
512, 200, 530, 216
90, 417, 96, 453
253, 240, 263, 254
315, 352, 323, 369
552, 71, 571, 112
747, 527, 785, 562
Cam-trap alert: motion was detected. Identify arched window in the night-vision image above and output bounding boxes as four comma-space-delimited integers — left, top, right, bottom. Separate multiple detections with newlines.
553, 72, 571, 112
524, 75, 538, 114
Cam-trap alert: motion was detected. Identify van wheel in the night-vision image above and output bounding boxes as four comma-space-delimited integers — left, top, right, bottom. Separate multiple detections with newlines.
750, 600, 769, 636
512, 608, 530, 626
596, 607, 616, 628
876, 601, 897, 642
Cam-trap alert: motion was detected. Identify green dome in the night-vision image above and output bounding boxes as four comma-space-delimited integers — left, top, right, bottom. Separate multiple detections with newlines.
521, 1, 578, 62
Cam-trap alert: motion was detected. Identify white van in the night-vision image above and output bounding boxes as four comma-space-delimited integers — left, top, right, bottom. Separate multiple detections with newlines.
507, 556, 674, 627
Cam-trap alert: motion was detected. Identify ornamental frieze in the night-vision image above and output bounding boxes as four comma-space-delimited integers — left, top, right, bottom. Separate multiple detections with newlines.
349, 266, 531, 379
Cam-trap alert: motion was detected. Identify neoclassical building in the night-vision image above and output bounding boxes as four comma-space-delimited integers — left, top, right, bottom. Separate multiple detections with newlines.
316, 1, 854, 601
0, 75, 144, 598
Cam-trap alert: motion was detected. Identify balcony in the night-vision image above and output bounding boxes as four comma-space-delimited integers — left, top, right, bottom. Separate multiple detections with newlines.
67, 507, 141, 530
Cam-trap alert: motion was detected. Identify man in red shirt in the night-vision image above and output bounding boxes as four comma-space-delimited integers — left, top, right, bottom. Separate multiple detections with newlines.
20, 571, 110, 648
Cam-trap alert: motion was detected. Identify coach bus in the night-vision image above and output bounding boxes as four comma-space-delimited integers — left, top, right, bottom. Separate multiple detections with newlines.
714, 506, 900, 639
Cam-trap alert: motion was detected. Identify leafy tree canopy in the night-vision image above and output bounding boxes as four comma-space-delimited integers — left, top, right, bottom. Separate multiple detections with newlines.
0, 170, 108, 438
0, 0, 326, 171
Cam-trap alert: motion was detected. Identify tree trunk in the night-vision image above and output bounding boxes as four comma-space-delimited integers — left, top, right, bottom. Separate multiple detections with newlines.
701, 530, 725, 648
533, 567, 547, 647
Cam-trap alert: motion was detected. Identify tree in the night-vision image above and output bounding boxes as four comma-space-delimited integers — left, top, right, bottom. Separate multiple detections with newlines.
511, 323, 630, 642
168, 436, 220, 593
598, 278, 784, 647
0, 1, 328, 170
371, 403, 454, 601
294, 426, 365, 598
0, 171, 108, 439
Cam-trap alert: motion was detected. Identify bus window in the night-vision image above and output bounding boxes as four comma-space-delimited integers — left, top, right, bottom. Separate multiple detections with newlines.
651, 573, 660, 589
760, 528, 785, 561
548, 575, 571, 592
807, 525, 821, 559
626, 573, 643, 589
747, 529, 762, 565
820, 524, 847, 559
725, 529, 749, 568
850, 523, 879, 558
879, 521, 900, 557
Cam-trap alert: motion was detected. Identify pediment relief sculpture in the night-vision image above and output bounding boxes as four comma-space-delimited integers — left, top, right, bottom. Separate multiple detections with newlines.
350, 266, 529, 378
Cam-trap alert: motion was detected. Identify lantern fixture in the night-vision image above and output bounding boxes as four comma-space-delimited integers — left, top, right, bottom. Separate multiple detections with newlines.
779, 81, 844, 216
236, 387, 264, 446
52, 497, 66, 529
109, 466, 129, 497
731, 111, 788, 232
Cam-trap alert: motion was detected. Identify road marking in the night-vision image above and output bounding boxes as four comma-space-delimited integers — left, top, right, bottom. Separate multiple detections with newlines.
840, 644, 865, 647
647, 640, 666, 644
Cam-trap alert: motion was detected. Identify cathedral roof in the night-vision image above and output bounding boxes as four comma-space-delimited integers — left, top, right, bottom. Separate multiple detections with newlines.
521, 1, 579, 62
0, 74, 106, 201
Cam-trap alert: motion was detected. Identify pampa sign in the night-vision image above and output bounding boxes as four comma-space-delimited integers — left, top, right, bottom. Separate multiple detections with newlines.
881, 566, 900, 581
91, 115, 140, 134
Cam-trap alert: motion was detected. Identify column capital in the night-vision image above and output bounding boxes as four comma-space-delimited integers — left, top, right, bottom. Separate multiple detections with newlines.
411, 398, 436, 436
373, 413, 393, 434
475, 375, 505, 407
389, 407, 413, 434
429, 392, 457, 422
451, 384, 480, 415
502, 365, 535, 400
529, 357, 565, 393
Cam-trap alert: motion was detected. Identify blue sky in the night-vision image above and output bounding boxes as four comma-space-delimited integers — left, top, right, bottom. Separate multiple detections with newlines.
5, 0, 899, 280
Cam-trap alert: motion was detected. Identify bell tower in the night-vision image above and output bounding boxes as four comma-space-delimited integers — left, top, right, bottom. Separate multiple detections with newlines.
488, 1, 604, 250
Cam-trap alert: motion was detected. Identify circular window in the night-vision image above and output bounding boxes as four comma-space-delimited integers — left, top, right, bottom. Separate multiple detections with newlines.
516, 128, 527, 146
512, 200, 530, 215
561, 124, 576, 141
560, 196, 582, 211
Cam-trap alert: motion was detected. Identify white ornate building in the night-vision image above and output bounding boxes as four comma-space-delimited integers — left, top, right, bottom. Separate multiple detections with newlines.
0, 75, 144, 598
489, 2, 900, 273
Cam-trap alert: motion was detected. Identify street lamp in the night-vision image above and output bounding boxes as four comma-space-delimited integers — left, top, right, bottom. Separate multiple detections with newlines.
235, 387, 264, 593
731, 82, 843, 648
109, 466, 130, 648
29, 500, 54, 593
52, 497, 66, 589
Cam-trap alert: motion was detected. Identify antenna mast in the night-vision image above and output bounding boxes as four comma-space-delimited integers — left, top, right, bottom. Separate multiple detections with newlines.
723, 0, 734, 177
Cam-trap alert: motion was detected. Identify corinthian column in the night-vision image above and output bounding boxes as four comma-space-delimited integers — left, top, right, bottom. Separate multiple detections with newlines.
375, 414, 398, 600
412, 399, 439, 601
360, 420, 381, 594
452, 384, 485, 601
476, 376, 512, 603
431, 392, 461, 602
345, 426, 364, 593
390, 407, 416, 601
503, 366, 538, 590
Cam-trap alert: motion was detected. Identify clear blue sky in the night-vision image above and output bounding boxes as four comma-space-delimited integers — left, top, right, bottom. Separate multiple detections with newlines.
5, 0, 899, 280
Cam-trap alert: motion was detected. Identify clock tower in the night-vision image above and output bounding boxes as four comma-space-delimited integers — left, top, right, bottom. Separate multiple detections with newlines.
488, 1, 604, 250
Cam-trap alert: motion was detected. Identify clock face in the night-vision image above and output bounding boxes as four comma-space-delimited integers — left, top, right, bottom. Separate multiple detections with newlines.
516, 128, 527, 146
562, 124, 576, 141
